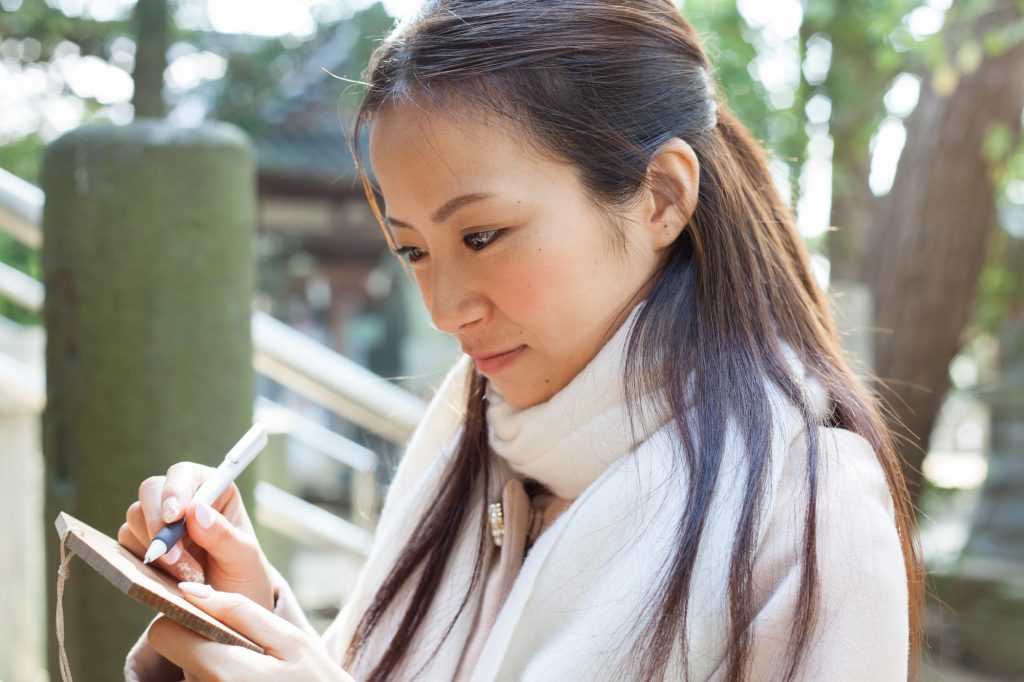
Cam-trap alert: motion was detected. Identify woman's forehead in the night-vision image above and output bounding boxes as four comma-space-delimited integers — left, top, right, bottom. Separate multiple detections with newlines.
371, 101, 523, 163
368, 102, 570, 197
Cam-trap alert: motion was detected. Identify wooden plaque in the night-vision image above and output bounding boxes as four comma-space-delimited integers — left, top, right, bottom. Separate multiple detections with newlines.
54, 511, 265, 654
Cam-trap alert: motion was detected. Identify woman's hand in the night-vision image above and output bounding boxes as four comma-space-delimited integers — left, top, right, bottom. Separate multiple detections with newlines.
148, 583, 354, 682
118, 462, 275, 611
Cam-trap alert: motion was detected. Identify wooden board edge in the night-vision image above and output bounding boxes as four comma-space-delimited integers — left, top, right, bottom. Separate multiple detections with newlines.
126, 584, 265, 653
58, 516, 134, 594
54, 511, 265, 655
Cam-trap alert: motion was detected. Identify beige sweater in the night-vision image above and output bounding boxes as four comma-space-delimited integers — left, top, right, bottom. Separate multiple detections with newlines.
454, 479, 573, 681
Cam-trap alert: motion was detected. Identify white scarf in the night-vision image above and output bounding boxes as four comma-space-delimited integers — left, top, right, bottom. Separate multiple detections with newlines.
485, 302, 673, 499
321, 304, 834, 680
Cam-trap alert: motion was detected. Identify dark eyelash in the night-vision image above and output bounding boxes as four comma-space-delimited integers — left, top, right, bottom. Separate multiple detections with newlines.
463, 228, 504, 251
393, 228, 505, 263
394, 245, 427, 262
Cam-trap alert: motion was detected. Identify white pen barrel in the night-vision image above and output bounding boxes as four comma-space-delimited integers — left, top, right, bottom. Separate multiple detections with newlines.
193, 423, 268, 506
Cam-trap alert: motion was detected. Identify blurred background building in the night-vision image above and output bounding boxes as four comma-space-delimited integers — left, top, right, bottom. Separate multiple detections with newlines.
0, 0, 1022, 680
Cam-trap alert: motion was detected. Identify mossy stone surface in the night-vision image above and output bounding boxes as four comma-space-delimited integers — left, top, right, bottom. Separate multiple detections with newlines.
41, 120, 257, 680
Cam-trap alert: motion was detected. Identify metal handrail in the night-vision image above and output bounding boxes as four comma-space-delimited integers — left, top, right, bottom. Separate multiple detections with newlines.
252, 312, 423, 444
254, 481, 373, 555
255, 396, 377, 473
0, 167, 43, 248
0, 261, 45, 312
0, 336, 372, 556
0, 349, 45, 412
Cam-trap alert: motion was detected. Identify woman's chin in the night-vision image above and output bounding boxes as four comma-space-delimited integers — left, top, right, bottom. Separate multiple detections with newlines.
492, 378, 564, 410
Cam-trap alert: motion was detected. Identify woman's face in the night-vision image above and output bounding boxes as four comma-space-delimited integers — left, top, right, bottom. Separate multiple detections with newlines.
369, 103, 690, 408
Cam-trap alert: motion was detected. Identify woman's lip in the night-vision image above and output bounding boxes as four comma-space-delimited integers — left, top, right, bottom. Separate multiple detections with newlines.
472, 347, 521, 361
472, 345, 526, 374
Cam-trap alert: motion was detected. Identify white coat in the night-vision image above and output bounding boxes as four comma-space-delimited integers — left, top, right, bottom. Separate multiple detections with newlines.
127, 305, 909, 681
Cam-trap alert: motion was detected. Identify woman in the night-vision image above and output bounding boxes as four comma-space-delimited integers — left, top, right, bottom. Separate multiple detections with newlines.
122, 1, 924, 680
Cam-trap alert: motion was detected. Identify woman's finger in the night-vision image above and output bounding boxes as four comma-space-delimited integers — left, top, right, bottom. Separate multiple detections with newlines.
137, 476, 167, 539
183, 502, 270, 603
118, 521, 206, 584
211, 483, 256, 534
127, 495, 206, 583
184, 503, 260, 567
125, 501, 155, 551
178, 583, 304, 658
161, 546, 206, 584
147, 615, 261, 679
117, 522, 147, 558
161, 462, 210, 524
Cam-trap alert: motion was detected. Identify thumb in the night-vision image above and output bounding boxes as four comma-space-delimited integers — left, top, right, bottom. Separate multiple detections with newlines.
185, 503, 263, 580
178, 582, 304, 658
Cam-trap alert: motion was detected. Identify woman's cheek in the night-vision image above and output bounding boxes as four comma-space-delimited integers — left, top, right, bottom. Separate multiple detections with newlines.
489, 249, 569, 320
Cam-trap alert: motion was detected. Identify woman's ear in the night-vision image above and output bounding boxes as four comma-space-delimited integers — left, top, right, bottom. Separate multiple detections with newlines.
643, 137, 700, 252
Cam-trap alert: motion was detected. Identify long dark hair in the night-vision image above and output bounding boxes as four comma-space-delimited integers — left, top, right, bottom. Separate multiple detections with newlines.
343, 1, 925, 680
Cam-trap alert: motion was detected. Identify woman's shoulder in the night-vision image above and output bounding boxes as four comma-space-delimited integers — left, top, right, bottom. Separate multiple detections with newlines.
789, 425, 897, 526
584, 411, 902, 575
745, 428, 909, 679
762, 424, 906, 606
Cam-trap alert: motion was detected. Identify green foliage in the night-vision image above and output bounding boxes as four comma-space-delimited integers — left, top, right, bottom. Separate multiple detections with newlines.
205, 4, 395, 137
815, 0, 924, 161
984, 123, 1016, 175
0, 233, 40, 325
973, 228, 1024, 336
205, 39, 291, 136
0, 4, 120, 326
0, 133, 43, 183
0, 139, 42, 325
0, 2, 131, 60
971, 138, 1024, 337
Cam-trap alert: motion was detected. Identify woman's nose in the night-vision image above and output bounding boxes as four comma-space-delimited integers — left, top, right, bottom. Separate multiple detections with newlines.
427, 266, 487, 334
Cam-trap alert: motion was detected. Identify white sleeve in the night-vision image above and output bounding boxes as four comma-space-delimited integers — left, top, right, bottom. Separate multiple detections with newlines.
710, 426, 910, 681
123, 616, 184, 682
267, 561, 321, 640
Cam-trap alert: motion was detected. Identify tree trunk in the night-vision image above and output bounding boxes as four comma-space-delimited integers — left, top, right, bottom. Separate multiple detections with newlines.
861, 1, 1024, 501
131, 0, 169, 118
828, 145, 877, 281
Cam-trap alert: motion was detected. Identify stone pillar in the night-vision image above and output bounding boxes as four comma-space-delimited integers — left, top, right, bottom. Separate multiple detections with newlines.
41, 120, 256, 680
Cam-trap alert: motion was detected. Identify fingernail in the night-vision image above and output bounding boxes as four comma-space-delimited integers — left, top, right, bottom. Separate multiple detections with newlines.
162, 497, 181, 523
177, 562, 205, 584
195, 503, 215, 529
178, 582, 213, 599
163, 543, 181, 564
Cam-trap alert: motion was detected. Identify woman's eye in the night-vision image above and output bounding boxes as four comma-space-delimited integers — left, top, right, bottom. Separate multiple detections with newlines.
463, 229, 504, 251
394, 229, 504, 262
395, 245, 427, 263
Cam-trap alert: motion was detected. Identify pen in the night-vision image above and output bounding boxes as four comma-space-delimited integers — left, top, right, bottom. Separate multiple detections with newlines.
143, 423, 269, 565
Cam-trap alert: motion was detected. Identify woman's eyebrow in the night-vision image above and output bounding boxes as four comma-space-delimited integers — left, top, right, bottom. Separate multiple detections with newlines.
386, 192, 494, 229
